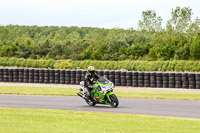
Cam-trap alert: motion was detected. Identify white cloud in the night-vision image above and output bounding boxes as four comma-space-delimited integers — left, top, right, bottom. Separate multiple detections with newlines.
0, 0, 199, 28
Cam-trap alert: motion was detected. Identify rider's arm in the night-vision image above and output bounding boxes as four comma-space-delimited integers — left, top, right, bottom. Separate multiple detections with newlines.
85, 75, 95, 88
95, 73, 100, 79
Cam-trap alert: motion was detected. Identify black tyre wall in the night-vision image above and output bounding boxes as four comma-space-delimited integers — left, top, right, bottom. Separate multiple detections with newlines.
138, 72, 144, 87
144, 72, 150, 87
65, 70, 71, 84
60, 69, 65, 84
115, 71, 121, 86
126, 72, 132, 86
8, 69, 13, 82
0, 68, 3, 82
132, 72, 138, 87
188, 73, 196, 89
182, 73, 188, 89
1, 68, 200, 89
162, 73, 169, 88
168, 73, 175, 88
3, 68, 9, 82
120, 71, 126, 86
24, 69, 29, 83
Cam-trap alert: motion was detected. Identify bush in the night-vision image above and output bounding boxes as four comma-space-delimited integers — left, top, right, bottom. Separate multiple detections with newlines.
1, 57, 200, 72
54, 60, 72, 69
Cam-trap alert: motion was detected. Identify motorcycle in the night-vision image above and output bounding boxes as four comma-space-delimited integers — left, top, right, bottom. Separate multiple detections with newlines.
77, 76, 119, 108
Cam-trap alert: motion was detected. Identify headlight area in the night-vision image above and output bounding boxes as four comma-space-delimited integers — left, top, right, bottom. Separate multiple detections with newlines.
105, 83, 114, 89
101, 86, 113, 93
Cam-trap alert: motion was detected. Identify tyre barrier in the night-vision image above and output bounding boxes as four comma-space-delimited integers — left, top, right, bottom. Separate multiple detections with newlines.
0, 68, 200, 89
150, 72, 156, 88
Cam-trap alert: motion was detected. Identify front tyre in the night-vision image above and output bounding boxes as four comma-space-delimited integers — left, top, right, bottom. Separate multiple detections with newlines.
109, 94, 119, 108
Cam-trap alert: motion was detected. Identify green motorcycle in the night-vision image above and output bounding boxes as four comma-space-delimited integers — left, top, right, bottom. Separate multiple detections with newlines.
77, 76, 119, 108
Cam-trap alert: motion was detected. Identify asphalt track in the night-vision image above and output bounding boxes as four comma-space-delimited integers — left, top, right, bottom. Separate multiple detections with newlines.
0, 94, 200, 119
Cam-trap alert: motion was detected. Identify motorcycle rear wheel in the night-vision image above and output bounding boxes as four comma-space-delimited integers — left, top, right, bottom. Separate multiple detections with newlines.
109, 94, 119, 108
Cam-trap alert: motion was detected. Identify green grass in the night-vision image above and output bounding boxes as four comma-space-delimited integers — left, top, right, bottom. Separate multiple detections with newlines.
0, 86, 77, 96
115, 90, 200, 100
0, 108, 199, 133
0, 86, 200, 100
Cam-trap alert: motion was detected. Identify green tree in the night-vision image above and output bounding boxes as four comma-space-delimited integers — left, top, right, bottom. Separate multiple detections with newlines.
187, 17, 200, 34
138, 10, 162, 32
167, 7, 192, 33
190, 32, 200, 59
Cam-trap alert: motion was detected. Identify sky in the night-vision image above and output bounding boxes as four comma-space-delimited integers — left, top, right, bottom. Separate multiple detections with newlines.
0, 0, 199, 29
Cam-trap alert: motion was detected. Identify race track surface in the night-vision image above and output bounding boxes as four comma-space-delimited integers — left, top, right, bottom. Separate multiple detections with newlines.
0, 94, 199, 119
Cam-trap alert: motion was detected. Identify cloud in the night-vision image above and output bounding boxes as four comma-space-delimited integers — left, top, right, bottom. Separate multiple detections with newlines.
0, 0, 199, 28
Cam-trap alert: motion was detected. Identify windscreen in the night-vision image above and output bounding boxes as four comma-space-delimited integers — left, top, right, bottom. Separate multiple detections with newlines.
97, 77, 109, 84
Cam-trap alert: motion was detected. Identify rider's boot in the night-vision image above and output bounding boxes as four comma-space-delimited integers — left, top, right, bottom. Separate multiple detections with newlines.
85, 91, 94, 105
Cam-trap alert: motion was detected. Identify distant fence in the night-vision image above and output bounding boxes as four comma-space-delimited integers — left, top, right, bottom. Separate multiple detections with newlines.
0, 68, 200, 89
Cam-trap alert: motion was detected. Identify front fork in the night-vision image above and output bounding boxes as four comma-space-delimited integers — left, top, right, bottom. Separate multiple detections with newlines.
105, 91, 114, 104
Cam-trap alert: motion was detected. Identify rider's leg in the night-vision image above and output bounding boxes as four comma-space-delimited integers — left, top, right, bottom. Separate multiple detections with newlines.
85, 87, 96, 102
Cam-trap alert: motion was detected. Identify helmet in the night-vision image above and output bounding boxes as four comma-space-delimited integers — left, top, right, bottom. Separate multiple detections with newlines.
88, 66, 95, 76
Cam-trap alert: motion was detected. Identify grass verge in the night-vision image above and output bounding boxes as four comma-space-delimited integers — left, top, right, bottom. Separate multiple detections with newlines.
0, 108, 200, 133
0, 86, 200, 100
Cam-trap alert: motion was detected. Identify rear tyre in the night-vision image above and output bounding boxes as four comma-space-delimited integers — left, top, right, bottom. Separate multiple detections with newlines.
109, 94, 119, 108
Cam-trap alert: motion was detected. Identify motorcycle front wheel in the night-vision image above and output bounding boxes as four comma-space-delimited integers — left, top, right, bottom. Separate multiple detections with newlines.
109, 94, 119, 108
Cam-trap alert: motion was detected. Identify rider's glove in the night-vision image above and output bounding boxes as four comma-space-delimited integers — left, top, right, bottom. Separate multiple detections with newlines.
88, 85, 97, 89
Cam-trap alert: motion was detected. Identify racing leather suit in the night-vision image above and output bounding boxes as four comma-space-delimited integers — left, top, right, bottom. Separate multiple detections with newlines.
84, 72, 100, 100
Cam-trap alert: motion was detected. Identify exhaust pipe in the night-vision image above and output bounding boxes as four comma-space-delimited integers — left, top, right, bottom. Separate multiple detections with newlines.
77, 92, 88, 100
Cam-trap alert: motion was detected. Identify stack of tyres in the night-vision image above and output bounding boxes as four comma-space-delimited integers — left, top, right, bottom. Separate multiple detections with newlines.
65, 70, 71, 84
3, 68, 8, 82
8, 69, 13, 82
60, 70, 65, 84
150, 72, 156, 87
70, 70, 76, 84
13, 68, 19, 82
169, 73, 175, 88
24, 69, 29, 83
156, 72, 162, 88
39, 69, 44, 83
55, 70, 60, 84
188, 73, 196, 89
33, 69, 39, 83
144, 72, 150, 87
162, 73, 169, 88
182, 73, 189, 88
126, 72, 132, 86
109, 71, 115, 84
49, 69, 54, 84
28, 69, 34, 83
97, 70, 103, 77
132, 72, 138, 87
195, 74, 200, 89
175, 73, 182, 88
81, 70, 86, 81
120, 71, 126, 86
114, 71, 121, 86
18, 68, 24, 82
138, 72, 144, 87
76, 70, 81, 85
103, 70, 109, 79
81, 70, 87, 81
0, 68, 3, 82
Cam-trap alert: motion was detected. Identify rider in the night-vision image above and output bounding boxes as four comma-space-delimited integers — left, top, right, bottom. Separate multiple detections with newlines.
84, 66, 100, 104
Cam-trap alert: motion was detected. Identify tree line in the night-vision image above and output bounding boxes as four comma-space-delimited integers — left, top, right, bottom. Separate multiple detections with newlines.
0, 7, 199, 61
